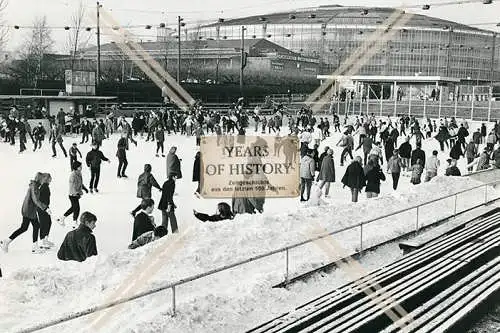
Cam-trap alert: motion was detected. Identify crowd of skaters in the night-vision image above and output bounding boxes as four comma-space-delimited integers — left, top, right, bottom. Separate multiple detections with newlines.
2, 100, 500, 277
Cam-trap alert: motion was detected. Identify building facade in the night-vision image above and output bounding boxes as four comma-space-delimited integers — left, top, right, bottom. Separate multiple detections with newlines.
199, 5, 500, 82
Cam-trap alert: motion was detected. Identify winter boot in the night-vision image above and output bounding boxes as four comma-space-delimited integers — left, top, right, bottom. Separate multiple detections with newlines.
90, 188, 93, 193
94, 188, 99, 193
0, 238, 11, 253
72, 220, 79, 229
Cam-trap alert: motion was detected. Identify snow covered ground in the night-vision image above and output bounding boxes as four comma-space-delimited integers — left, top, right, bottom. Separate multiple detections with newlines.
0, 116, 498, 333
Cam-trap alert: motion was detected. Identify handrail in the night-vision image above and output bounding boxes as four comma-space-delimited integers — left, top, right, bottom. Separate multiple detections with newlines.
15, 177, 500, 333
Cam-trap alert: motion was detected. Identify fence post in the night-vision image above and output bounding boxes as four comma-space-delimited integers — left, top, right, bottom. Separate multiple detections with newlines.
454, 87, 458, 118
439, 87, 442, 119
471, 86, 475, 120
415, 206, 419, 232
423, 85, 427, 119
454, 194, 458, 215
488, 86, 492, 122
172, 286, 176, 316
380, 85, 384, 117
359, 223, 363, 253
284, 247, 289, 287
408, 85, 412, 116
394, 81, 397, 117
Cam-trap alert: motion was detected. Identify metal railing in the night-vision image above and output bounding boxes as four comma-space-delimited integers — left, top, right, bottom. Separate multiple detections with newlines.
17, 177, 500, 333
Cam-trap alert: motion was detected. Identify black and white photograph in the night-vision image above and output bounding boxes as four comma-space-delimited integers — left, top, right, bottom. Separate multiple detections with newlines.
0, 0, 499, 332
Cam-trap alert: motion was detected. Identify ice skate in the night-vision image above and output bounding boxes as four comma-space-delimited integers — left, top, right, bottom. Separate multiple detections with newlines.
32, 243, 46, 254
56, 216, 66, 226
0, 239, 11, 253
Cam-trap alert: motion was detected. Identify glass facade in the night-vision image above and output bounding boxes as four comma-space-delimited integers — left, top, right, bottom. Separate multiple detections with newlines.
198, 9, 500, 82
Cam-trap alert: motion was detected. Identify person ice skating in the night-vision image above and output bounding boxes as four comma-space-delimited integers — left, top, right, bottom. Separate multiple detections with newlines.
467, 147, 491, 172
128, 226, 167, 249
131, 198, 156, 241
116, 133, 128, 178
387, 149, 403, 190
58, 161, 89, 228
38, 173, 54, 249
465, 138, 478, 172
491, 145, 500, 169
411, 143, 426, 170
166, 146, 182, 179
158, 176, 178, 234
341, 156, 366, 203
17, 117, 27, 153
445, 159, 461, 176
300, 149, 316, 202
364, 159, 386, 198
1, 173, 51, 254
193, 151, 201, 196
86, 143, 110, 193
155, 124, 165, 157
57, 211, 97, 262
425, 150, 440, 182
49, 123, 67, 158
317, 148, 335, 198
91, 122, 105, 148
131, 164, 162, 216
337, 131, 354, 166
193, 202, 234, 222
68, 143, 82, 169
32, 122, 46, 151
398, 136, 412, 173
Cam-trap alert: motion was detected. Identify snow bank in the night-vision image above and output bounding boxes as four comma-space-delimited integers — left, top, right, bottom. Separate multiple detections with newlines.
1, 175, 496, 333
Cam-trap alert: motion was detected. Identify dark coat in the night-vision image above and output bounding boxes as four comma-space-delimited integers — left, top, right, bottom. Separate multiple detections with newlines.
132, 212, 155, 241
86, 149, 109, 168
166, 152, 182, 179
192, 153, 201, 182
116, 138, 127, 160
365, 165, 386, 194
194, 212, 231, 222
136, 172, 161, 199
341, 161, 366, 190
411, 148, 426, 168
445, 166, 461, 176
39, 183, 50, 206
435, 126, 451, 143
158, 178, 175, 210
450, 142, 463, 160
57, 224, 97, 262
398, 142, 412, 159
318, 155, 335, 182
22, 181, 47, 219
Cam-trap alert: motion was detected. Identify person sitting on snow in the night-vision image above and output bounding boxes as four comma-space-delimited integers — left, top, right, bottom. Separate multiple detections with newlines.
193, 202, 234, 222
128, 226, 167, 249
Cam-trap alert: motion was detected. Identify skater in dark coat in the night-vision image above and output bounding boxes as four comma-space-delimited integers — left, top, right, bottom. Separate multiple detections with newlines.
450, 140, 464, 161
158, 176, 178, 234
85, 144, 110, 193
193, 151, 201, 195
131, 199, 156, 241
32, 122, 46, 151
435, 125, 451, 151
131, 164, 161, 216
411, 143, 426, 169
1, 172, 50, 254
49, 123, 67, 158
68, 143, 82, 169
193, 202, 234, 222
116, 134, 128, 178
38, 173, 54, 249
341, 156, 366, 203
445, 159, 462, 176
57, 212, 98, 262
317, 148, 335, 197
155, 125, 165, 157
166, 146, 182, 179
364, 160, 386, 198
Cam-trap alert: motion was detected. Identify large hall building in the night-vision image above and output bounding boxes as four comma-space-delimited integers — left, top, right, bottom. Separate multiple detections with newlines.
198, 5, 500, 83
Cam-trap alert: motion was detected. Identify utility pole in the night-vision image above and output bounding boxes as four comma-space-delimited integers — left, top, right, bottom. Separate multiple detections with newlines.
96, 1, 101, 89
177, 16, 182, 83
215, 19, 222, 84
240, 26, 245, 96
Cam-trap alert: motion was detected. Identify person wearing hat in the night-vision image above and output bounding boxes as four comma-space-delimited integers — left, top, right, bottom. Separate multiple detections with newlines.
58, 161, 89, 228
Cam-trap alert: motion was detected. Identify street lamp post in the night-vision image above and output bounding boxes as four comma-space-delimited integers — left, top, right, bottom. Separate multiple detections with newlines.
96, 1, 102, 89
177, 16, 184, 83
240, 26, 246, 96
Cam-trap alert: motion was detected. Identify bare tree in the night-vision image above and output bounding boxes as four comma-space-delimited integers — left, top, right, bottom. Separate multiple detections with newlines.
66, 0, 89, 71
10, 15, 54, 87
0, 0, 9, 50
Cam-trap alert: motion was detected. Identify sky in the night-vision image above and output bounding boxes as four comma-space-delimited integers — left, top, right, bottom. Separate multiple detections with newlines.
3, 0, 500, 52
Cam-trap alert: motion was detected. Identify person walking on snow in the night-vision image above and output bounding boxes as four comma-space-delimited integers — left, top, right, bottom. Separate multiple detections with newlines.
85, 143, 110, 193
1, 172, 51, 254
341, 156, 366, 203
364, 159, 386, 198
387, 149, 403, 190
317, 148, 335, 198
158, 176, 178, 234
131, 164, 162, 216
300, 149, 316, 202
193, 151, 201, 196
166, 146, 182, 179
155, 124, 165, 157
